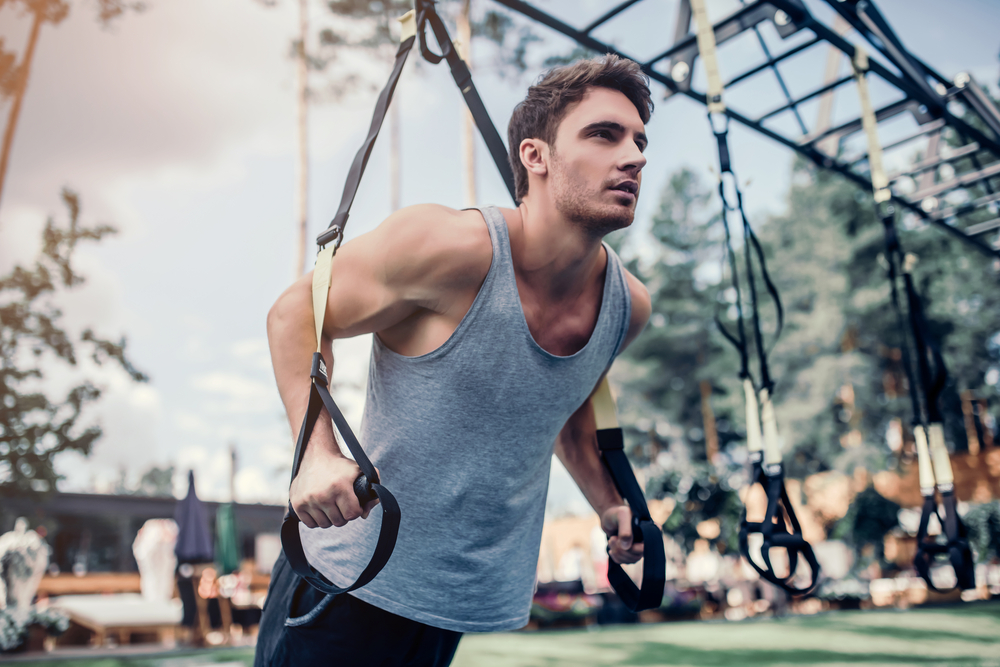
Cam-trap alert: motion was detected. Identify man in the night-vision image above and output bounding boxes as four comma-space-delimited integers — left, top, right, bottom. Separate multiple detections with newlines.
258, 54, 654, 666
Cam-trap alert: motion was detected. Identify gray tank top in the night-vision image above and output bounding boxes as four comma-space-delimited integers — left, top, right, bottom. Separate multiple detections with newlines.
300, 205, 632, 632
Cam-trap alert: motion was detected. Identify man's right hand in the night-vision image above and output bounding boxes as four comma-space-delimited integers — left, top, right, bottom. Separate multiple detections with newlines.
290, 442, 381, 529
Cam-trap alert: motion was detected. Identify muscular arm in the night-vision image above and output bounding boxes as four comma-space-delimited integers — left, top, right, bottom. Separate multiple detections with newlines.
267, 205, 491, 528
554, 270, 652, 564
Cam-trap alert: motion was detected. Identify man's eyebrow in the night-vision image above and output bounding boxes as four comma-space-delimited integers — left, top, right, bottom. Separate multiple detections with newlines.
581, 121, 648, 149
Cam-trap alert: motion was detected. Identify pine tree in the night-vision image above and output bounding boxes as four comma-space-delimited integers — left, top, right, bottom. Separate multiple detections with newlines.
0, 190, 147, 496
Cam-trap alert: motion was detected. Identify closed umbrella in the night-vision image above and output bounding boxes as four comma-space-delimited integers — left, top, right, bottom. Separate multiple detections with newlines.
174, 471, 213, 631
214, 503, 240, 576
174, 470, 213, 564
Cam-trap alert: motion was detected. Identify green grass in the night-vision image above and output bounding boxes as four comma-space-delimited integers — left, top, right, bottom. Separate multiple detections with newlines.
14, 602, 1000, 667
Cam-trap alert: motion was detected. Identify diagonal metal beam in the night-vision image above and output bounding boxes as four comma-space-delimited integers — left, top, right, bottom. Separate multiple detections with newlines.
583, 0, 643, 34
490, 0, 1000, 258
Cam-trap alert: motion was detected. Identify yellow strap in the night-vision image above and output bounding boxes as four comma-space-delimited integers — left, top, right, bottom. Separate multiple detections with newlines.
852, 46, 890, 203
311, 246, 336, 352
927, 422, 955, 487
759, 388, 782, 466
690, 0, 725, 114
743, 378, 763, 454
913, 424, 936, 492
593, 377, 619, 430
398, 9, 416, 42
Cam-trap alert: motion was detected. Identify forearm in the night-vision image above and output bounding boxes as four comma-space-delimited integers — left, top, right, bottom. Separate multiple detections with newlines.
266, 275, 341, 457
554, 398, 624, 517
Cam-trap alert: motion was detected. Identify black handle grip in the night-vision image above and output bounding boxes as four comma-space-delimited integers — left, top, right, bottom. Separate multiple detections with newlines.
631, 515, 645, 543
354, 473, 377, 505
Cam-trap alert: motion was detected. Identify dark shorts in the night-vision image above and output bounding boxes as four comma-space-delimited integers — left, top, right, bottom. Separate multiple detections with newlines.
254, 552, 463, 667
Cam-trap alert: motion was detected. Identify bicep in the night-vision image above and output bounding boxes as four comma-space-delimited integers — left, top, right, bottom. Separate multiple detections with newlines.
319, 209, 444, 340
321, 231, 416, 340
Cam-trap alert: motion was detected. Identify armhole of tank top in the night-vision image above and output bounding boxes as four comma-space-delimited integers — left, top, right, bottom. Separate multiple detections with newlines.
605, 244, 632, 361
372, 207, 499, 363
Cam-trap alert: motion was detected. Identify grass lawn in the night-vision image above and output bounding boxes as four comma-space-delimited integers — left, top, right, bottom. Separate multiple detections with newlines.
14, 601, 1000, 667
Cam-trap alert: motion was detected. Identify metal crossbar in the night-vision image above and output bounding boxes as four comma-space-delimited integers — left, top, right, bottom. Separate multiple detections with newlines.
490, 0, 1000, 259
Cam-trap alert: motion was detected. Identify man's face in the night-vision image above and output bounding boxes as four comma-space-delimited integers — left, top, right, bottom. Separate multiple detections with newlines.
548, 86, 648, 234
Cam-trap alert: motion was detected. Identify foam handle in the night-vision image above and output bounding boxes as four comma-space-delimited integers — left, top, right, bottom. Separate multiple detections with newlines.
744, 378, 763, 455
759, 389, 782, 466
354, 473, 377, 505
927, 422, 954, 487
914, 425, 936, 493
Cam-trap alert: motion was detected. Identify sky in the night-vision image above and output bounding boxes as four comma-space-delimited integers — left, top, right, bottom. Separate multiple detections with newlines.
0, 0, 997, 510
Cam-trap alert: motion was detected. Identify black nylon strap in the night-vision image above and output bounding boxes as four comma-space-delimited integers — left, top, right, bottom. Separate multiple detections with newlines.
597, 427, 666, 611
915, 491, 976, 592
711, 118, 817, 595
877, 211, 975, 591
738, 464, 820, 595
415, 0, 517, 203
879, 210, 926, 427
317, 33, 416, 248
282, 354, 401, 596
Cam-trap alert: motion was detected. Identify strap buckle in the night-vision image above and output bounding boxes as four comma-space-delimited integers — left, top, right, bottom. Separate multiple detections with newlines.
310, 352, 329, 387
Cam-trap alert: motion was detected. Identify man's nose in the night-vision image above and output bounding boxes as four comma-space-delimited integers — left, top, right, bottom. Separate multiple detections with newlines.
619, 144, 646, 173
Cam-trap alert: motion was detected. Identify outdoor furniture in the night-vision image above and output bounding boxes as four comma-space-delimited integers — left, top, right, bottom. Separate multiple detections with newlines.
49, 593, 182, 646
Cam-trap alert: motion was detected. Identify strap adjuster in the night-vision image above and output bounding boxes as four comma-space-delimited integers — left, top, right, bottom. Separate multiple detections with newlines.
596, 428, 624, 452
310, 352, 329, 386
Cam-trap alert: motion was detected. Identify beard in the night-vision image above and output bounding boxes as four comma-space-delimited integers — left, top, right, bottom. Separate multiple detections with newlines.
550, 150, 636, 236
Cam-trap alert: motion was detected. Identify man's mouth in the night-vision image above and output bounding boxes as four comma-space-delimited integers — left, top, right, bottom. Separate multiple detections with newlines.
609, 181, 639, 198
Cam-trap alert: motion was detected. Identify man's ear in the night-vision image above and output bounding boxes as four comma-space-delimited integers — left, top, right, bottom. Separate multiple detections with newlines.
519, 138, 548, 179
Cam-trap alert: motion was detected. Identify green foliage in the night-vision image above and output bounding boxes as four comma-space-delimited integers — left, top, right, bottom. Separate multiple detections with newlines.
617, 154, 999, 556
616, 168, 740, 463
0, 189, 147, 496
657, 467, 744, 553
965, 500, 1000, 562
113, 464, 174, 497
615, 169, 746, 552
830, 486, 899, 558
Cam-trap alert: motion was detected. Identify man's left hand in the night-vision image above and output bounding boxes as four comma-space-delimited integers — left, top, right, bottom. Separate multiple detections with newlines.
601, 505, 645, 565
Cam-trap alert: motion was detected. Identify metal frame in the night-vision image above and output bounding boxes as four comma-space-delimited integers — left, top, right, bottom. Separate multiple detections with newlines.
491, 0, 1000, 258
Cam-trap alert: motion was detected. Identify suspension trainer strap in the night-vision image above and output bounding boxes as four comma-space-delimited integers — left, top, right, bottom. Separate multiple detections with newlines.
281, 11, 417, 594
317, 13, 418, 248
854, 48, 974, 591
415, 0, 516, 202
692, 0, 817, 595
592, 378, 666, 611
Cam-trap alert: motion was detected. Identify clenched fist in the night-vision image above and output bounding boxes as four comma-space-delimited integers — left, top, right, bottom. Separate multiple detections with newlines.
601, 505, 645, 565
291, 442, 381, 529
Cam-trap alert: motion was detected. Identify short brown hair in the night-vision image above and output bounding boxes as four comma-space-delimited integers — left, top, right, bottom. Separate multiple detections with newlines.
507, 55, 653, 201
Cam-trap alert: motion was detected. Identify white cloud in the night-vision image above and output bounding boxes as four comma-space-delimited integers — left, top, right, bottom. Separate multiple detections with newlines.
190, 371, 281, 418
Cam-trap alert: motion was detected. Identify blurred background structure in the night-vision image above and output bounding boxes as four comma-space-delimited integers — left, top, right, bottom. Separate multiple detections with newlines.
0, 0, 999, 656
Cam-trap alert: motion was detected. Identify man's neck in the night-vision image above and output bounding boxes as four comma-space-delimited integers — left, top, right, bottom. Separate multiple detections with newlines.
507, 197, 607, 304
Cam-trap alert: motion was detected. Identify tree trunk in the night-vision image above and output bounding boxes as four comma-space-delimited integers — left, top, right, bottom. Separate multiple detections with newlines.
457, 0, 476, 207
390, 96, 401, 212
961, 390, 981, 455
0, 7, 44, 214
700, 379, 719, 463
294, 0, 310, 277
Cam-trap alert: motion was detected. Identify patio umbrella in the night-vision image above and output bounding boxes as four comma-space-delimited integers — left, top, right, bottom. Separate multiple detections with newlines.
215, 503, 240, 576
174, 470, 213, 564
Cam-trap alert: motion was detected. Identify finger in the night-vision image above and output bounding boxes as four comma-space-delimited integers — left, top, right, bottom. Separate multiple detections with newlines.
608, 540, 643, 565
337, 493, 364, 523
297, 507, 330, 528
616, 507, 633, 549
298, 509, 316, 529
360, 496, 381, 520
308, 504, 336, 529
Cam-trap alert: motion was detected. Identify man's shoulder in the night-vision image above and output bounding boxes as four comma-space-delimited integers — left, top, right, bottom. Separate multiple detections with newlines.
374, 204, 496, 290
